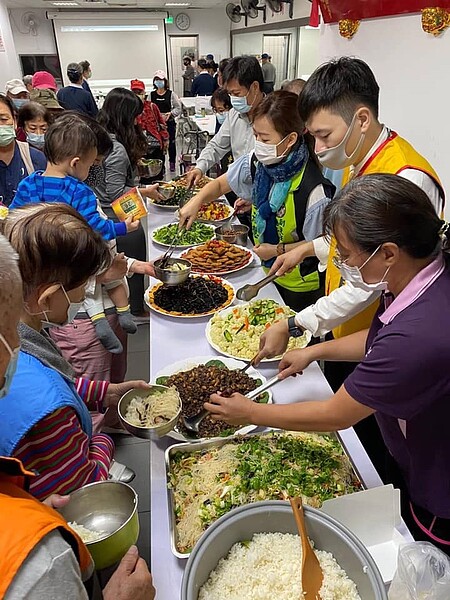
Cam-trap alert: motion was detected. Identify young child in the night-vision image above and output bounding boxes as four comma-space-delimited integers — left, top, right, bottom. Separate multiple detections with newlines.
11, 113, 138, 353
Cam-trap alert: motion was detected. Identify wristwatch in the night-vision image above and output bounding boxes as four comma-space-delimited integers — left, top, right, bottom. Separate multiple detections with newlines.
287, 316, 305, 338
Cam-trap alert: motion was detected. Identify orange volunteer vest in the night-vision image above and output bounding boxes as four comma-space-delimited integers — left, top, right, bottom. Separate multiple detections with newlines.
0, 456, 93, 598
326, 131, 444, 339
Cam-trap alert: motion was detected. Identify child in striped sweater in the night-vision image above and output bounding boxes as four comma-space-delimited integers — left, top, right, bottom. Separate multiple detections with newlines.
11, 114, 138, 354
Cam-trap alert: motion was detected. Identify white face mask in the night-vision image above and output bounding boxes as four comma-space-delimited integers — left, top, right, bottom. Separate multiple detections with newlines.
316, 113, 366, 170
333, 245, 390, 292
254, 134, 291, 166
30, 285, 84, 328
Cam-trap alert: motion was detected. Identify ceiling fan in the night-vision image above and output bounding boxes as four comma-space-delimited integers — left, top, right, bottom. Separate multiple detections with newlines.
241, 0, 267, 22
266, 0, 294, 19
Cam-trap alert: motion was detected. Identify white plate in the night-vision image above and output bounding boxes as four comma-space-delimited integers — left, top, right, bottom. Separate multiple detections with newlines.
153, 355, 273, 441
196, 202, 234, 224
151, 222, 215, 248
205, 302, 312, 362
144, 274, 235, 319
148, 197, 179, 210
180, 243, 254, 275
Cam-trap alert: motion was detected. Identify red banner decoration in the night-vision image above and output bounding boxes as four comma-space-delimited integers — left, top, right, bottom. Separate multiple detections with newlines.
309, 0, 320, 26
421, 7, 450, 34
318, 0, 450, 23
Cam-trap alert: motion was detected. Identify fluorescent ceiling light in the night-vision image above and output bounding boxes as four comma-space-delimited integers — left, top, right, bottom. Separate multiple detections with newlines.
165, 2, 191, 5
52, 1, 79, 5
61, 24, 159, 32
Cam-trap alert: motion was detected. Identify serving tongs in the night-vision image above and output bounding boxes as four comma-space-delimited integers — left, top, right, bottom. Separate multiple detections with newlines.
182, 374, 281, 436
159, 225, 186, 268
236, 272, 278, 301
290, 496, 323, 599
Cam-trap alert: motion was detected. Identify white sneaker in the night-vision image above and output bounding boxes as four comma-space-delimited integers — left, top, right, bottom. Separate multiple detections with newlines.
108, 460, 136, 483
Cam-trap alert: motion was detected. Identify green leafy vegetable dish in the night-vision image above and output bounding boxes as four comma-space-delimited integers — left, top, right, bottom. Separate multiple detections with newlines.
168, 431, 362, 554
152, 222, 214, 247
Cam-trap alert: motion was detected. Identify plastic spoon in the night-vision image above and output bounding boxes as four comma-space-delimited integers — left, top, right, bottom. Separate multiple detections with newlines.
290, 496, 323, 599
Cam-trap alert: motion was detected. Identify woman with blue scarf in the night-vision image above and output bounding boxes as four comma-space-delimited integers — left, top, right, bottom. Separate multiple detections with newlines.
179, 91, 335, 311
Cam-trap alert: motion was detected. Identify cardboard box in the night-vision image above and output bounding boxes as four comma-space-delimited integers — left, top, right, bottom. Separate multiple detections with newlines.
320, 485, 412, 583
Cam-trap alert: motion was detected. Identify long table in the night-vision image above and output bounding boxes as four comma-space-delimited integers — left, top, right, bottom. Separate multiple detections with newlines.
146, 202, 398, 599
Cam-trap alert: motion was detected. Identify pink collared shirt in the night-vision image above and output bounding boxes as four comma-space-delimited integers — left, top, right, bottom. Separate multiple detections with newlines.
380, 253, 445, 325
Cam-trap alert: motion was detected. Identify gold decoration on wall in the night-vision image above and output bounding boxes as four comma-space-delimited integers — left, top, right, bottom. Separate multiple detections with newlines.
421, 7, 450, 36
338, 19, 360, 39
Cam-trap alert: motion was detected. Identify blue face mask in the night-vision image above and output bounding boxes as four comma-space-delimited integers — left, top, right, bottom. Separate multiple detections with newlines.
216, 112, 227, 125
26, 132, 45, 149
0, 332, 19, 398
154, 80, 165, 89
12, 99, 28, 110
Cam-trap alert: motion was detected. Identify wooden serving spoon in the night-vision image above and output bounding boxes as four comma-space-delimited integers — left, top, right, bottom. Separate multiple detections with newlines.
290, 496, 323, 600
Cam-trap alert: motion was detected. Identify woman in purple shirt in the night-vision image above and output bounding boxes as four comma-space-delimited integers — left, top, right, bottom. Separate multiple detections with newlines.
206, 174, 450, 553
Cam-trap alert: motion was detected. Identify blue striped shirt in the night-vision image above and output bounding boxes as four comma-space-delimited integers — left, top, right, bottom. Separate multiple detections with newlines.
11, 171, 126, 240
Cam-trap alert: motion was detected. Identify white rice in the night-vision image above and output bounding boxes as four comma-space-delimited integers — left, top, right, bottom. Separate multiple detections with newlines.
68, 521, 107, 544
198, 532, 361, 600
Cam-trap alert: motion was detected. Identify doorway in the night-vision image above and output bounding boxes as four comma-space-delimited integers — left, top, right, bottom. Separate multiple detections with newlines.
169, 35, 199, 98
263, 34, 290, 86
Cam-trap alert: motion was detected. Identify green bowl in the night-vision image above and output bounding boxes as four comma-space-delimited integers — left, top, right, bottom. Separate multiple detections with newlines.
59, 480, 139, 570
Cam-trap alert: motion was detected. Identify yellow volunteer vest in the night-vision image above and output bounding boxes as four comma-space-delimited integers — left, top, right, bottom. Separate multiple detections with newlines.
252, 166, 320, 293
326, 131, 444, 339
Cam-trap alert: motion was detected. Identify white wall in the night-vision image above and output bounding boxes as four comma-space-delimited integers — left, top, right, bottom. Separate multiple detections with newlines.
320, 14, 450, 216
0, 1, 21, 90
166, 9, 230, 60
297, 27, 319, 77
9, 9, 57, 55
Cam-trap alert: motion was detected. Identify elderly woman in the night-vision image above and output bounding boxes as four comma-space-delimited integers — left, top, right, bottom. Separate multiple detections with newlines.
206, 174, 450, 554
0, 94, 46, 206
0, 203, 149, 500
16, 101, 53, 149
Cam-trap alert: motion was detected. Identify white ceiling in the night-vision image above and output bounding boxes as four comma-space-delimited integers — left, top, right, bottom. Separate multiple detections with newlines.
5, 0, 225, 9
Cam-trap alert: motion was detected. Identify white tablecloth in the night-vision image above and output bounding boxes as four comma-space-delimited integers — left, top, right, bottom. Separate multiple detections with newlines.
180, 96, 216, 136
146, 203, 400, 599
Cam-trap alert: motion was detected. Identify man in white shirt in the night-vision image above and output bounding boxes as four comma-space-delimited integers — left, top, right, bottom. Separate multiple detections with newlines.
184, 55, 265, 188
261, 57, 443, 353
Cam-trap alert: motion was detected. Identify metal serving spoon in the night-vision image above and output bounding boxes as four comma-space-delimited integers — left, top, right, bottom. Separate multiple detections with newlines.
236, 272, 278, 301
290, 496, 323, 599
182, 374, 280, 435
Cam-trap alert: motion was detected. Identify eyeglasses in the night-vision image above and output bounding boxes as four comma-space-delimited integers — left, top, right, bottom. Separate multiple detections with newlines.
212, 108, 229, 115
333, 246, 381, 271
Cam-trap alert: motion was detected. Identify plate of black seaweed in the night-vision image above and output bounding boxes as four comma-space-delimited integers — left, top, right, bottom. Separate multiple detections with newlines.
145, 274, 235, 318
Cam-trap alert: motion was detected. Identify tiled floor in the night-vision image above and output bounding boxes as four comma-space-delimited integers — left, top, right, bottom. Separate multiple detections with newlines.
111, 323, 151, 565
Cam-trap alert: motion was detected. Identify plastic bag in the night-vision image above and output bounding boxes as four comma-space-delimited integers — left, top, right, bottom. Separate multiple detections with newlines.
389, 542, 450, 600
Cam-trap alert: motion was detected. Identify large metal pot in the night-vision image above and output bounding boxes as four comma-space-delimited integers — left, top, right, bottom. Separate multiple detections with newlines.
59, 481, 139, 570
181, 500, 387, 600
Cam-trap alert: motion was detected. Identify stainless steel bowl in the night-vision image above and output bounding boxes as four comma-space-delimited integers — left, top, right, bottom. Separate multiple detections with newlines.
118, 384, 182, 439
155, 181, 176, 200
181, 500, 387, 600
137, 159, 163, 178
153, 257, 192, 286
59, 481, 139, 570
215, 224, 249, 246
